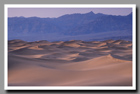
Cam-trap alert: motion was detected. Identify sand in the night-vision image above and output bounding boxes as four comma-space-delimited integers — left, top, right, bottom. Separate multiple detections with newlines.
8, 39, 132, 86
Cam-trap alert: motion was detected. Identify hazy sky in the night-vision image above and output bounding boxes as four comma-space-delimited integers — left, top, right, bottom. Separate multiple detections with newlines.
8, 8, 132, 18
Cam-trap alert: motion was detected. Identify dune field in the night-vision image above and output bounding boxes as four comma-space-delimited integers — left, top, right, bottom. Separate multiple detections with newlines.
8, 39, 132, 86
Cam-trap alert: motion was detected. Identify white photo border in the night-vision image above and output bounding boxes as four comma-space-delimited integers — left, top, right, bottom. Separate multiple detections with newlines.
4, 4, 136, 90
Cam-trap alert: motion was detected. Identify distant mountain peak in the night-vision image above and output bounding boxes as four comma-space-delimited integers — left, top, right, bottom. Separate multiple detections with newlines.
18, 16, 26, 18
128, 12, 132, 16
87, 11, 95, 14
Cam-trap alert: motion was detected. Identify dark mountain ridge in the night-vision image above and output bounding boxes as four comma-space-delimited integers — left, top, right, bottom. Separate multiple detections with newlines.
8, 11, 132, 41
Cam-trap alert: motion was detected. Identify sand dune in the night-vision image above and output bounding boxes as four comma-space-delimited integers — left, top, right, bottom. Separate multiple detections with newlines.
8, 39, 132, 86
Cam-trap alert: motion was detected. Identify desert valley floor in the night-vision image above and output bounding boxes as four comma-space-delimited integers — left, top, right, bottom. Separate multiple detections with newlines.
8, 39, 132, 86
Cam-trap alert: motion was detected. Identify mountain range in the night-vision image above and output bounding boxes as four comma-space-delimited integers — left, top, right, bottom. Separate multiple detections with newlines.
8, 11, 132, 41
